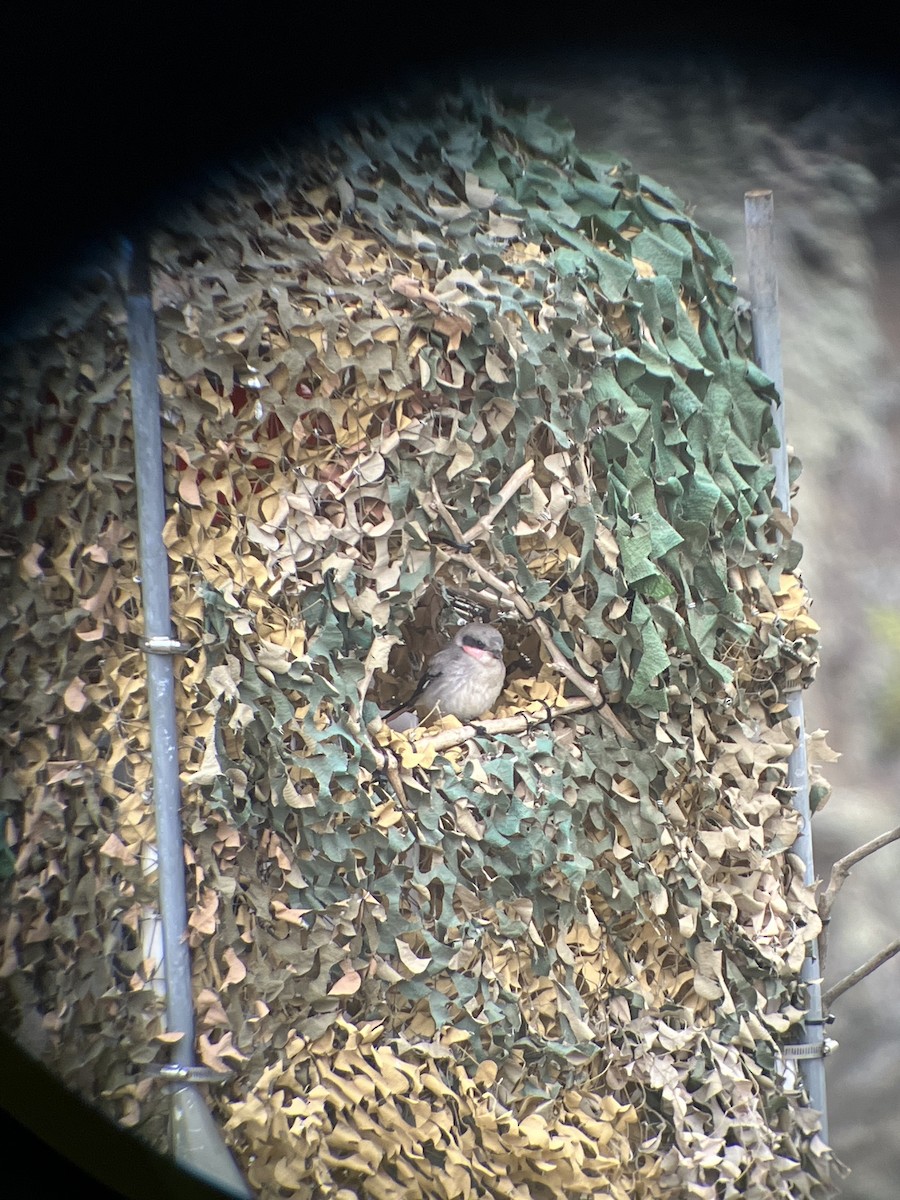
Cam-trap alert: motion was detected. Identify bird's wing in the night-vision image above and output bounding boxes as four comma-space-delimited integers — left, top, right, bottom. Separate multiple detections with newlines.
382, 648, 451, 720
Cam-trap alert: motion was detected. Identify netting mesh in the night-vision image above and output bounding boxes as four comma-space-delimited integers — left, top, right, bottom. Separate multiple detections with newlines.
0, 89, 834, 1196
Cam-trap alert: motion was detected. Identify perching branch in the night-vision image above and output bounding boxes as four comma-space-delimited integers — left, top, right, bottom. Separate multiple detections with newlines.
411, 696, 597, 753
824, 938, 900, 1009
819, 823, 900, 924
367, 697, 598, 764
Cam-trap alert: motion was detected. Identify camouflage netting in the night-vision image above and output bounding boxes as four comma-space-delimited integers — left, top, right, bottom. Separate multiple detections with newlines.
0, 89, 836, 1196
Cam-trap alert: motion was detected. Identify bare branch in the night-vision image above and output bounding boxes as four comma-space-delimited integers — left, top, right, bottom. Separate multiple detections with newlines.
410, 697, 597, 753
428, 482, 469, 546
461, 459, 534, 545
384, 756, 410, 810
819, 824, 900, 923
824, 938, 900, 1009
368, 697, 598, 757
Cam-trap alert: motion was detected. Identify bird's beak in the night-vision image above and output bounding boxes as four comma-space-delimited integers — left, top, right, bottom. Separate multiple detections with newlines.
462, 643, 502, 663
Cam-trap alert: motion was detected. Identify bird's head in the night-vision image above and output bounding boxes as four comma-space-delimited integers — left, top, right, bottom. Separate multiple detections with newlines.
454, 622, 504, 664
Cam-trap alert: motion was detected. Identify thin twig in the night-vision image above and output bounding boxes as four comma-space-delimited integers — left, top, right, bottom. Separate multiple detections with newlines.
428, 482, 469, 545
824, 938, 900, 1009
384, 756, 410, 810
460, 459, 534, 545
819, 824, 900, 923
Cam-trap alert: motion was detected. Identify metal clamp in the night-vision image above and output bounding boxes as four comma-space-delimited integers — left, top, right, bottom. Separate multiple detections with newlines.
148, 1064, 234, 1084
140, 636, 192, 655
781, 1040, 833, 1061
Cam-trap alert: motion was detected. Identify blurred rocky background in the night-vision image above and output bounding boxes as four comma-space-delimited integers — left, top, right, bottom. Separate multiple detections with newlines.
513, 58, 900, 1199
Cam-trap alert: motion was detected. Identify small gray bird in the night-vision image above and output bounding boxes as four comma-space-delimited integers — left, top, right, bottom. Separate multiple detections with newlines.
385, 622, 506, 723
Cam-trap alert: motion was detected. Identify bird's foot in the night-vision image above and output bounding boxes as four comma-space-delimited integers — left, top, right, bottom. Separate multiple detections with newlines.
523, 701, 556, 734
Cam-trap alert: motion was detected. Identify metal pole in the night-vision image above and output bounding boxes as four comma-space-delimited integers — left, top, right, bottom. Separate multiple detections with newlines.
125, 239, 252, 1197
126, 241, 196, 1069
744, 190, 829, 1139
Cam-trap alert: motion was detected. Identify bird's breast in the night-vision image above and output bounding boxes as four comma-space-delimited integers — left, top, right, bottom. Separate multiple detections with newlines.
418, 656, 504, 721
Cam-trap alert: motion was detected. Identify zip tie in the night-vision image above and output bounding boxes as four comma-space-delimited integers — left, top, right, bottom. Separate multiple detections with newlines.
141, 635, 192, 655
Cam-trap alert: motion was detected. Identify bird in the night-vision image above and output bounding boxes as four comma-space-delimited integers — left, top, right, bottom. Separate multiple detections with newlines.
384, 622, 506, 724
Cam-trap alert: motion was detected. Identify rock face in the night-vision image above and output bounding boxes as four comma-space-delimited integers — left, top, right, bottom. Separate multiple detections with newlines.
519, 60, 900, 1200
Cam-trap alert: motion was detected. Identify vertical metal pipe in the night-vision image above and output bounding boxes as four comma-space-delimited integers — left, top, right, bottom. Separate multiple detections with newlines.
125, 239, 252, 1197
744, 190, 829, 1138
125, 240, 196, 1068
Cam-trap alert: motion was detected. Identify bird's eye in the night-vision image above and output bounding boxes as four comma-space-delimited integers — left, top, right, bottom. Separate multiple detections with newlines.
463, 636, 484, 650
